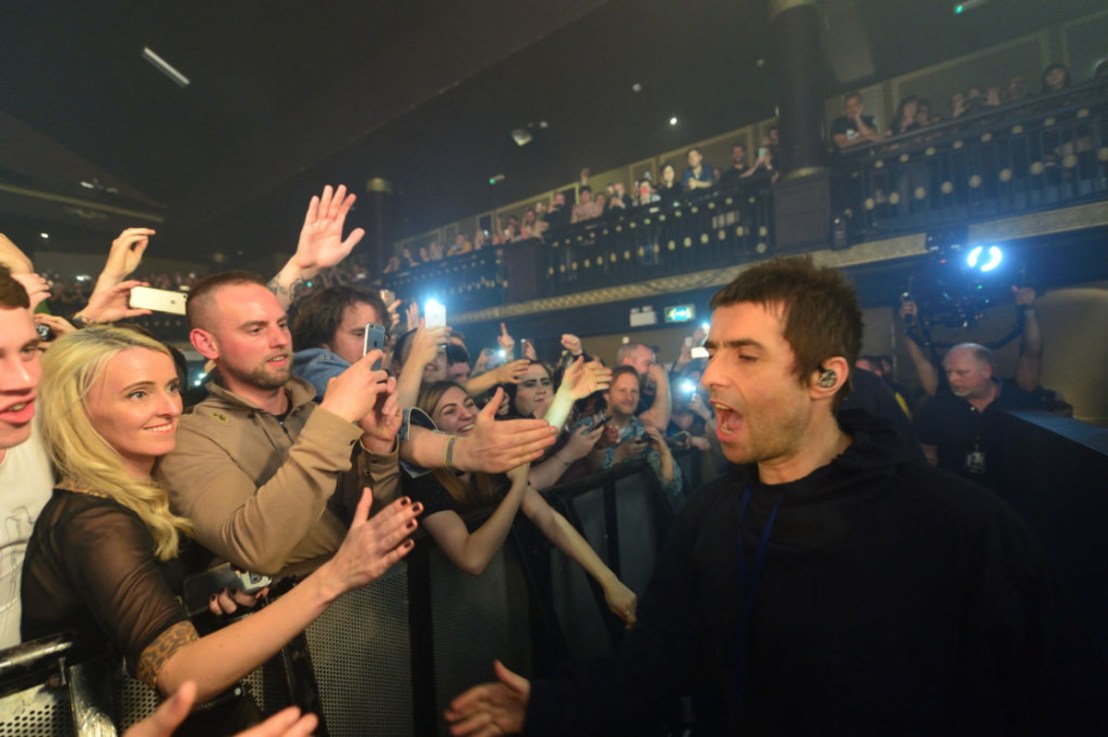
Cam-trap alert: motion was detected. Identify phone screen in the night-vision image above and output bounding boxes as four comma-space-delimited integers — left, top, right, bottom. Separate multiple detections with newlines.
424, 300, 446, 329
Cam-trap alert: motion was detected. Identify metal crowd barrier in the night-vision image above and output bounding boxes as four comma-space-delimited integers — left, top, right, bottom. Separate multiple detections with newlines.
0, 461, 677, 737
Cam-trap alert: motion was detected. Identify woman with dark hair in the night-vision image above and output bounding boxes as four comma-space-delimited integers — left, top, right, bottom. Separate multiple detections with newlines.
654, 163, 683, 206
23, 325, 420, 733
889, 95, 921, 136
408, 381, 636, 625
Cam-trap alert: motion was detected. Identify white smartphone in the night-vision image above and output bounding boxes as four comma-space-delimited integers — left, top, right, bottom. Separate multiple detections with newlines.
424, 299, 446, 329
129, 286, 187, 315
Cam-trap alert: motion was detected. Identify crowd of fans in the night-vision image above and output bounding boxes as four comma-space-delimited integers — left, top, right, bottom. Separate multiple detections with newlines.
0, 110, 1098, 732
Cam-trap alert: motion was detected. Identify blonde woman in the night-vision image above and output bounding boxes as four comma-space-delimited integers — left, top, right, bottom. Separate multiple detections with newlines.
22, 326, 420, 732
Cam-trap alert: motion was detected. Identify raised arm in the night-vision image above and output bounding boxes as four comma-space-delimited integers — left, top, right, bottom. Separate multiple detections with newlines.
899, 299, 939, 397
399, 389, 557, 473
542, 357, 611, 433
395, 321, 448, 408
420, 465, 530, 576
1013, 286, 1042, 392
520, 488, 636, 626
463, 358, 529, 397
268, 184, 365, 309
637, 363, 672, 430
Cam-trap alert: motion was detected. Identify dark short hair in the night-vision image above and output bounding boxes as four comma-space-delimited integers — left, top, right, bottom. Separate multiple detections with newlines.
844, 91, 862, 104
0, 266, 30, 309
186, 270, 267, 329
709, 256, 862, 407
579, 185, 592, 194
291, 286, 387, 351
686, 147, 701, 156
445, 344, 470, 367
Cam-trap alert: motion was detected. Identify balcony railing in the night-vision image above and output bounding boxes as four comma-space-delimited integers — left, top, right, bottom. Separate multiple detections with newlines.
837, 77, 1108, 238
382, 78, 1108, 308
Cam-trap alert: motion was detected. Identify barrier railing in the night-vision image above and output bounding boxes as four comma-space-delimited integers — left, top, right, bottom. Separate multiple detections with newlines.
0, 460, 678, 737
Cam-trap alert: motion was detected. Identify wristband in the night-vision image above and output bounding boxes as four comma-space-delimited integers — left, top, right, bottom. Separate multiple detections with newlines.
444, 435, 459, 473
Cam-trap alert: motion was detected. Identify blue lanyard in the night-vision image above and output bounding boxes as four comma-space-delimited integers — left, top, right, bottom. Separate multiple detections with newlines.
734, 486, 784, 714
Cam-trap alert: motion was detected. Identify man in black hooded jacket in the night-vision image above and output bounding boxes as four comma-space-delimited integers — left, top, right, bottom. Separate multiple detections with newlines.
446, 257, 1094, 736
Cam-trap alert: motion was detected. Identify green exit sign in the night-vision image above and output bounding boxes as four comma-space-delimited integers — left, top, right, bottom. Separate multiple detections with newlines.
664, 304, 696, 323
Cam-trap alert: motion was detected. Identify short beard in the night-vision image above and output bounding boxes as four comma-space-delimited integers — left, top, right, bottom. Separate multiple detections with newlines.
224, 360, 290, 391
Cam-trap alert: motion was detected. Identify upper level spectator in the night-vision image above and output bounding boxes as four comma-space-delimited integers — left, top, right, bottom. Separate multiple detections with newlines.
655, 164, 683, 205
681, 148, 714, 192
544, 192, 571, 231
717, 143, 749, 188
830, 92, 882, 151
571, 186, 603, 224
889, 95, 922, 136
1042, 62, 1071, 93
447, 233, 472, 257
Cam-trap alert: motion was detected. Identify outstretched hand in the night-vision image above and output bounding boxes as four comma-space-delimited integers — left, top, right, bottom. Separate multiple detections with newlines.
98, 227, 155, 289
455, 388, 557, 472
292, 184, 365, 273
445, 660, 530, 736
323, 489, 419, 597
123, 680, 320, 737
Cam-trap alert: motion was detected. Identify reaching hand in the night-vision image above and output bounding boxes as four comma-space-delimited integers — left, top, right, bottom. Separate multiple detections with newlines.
408, 321, 448, 368
563, 423, 604, 460
454, 388, 557, 472
386, 299, 402, 333
562, 357, 612, 400
497, 322, 515, 354
80, 280, 153, 323
560, 333, 583, 356
520, 339, 538, 362
292, 184, 365, 273
319, 350, 391, 423
207, 586, 269, 617
603, 580, 637, 627
322, 489, 419, 596
898, 299, 918, 322
33, 313, 76, 339
643, 425, 669, 455
494, 359, 530, 385
405, 302, 420, 332
445, 660, 530, 737
123, 681, 319, 737
613, 435, 649, 464
1012, 285, 1037, 307
12, 272, 51, 309
357, 377, 402, 453
99, 227, 155, 288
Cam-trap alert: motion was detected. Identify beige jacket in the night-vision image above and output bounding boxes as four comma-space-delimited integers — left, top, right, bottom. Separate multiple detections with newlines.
155, 379, 398, 577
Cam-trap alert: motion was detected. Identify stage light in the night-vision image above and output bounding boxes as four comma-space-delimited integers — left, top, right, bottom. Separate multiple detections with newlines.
669, 116, 678, 126
966, 245, 1003, 273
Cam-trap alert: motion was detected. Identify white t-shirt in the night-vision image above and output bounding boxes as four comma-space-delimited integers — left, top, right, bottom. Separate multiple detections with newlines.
0, 426, 53, 650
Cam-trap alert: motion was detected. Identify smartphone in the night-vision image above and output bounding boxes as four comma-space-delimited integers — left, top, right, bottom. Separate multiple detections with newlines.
424, 299, 446, 329
362, 322, 387, 370
182, 563, 271, 616
129, 286, 187, 315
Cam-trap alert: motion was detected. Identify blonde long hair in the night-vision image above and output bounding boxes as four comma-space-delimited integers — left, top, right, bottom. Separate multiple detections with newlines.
40, 326, 193, 560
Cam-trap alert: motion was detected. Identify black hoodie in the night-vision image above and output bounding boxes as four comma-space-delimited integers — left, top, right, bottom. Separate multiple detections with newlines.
525, 411, 1094, 735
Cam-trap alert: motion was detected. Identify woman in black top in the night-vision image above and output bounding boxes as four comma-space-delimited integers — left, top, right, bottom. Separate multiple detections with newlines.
23, 326, 419, 725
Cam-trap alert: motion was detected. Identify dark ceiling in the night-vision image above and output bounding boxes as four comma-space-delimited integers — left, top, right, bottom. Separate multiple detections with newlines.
0, 0, 1102, 267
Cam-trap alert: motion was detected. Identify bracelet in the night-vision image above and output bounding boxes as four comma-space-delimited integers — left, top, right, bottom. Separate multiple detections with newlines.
444, 435, 459, 473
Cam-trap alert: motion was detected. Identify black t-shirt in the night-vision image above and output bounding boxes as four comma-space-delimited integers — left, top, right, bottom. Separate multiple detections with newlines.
830, 114, 876, 149
717, 165, 748, 188
21, 490, 190, 674
914, 379, 1042, 490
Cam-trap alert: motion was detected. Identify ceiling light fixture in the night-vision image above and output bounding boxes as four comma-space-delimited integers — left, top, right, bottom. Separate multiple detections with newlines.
510, 128, 533, 147
142, 46, 190, 88
669, 116, 678, 126
40, 233, 49, 239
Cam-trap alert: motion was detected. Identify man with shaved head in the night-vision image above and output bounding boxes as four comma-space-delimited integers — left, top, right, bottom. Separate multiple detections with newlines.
615, 342, 671, 430
158, 271, 555, 577
914, 341, 1042, 490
